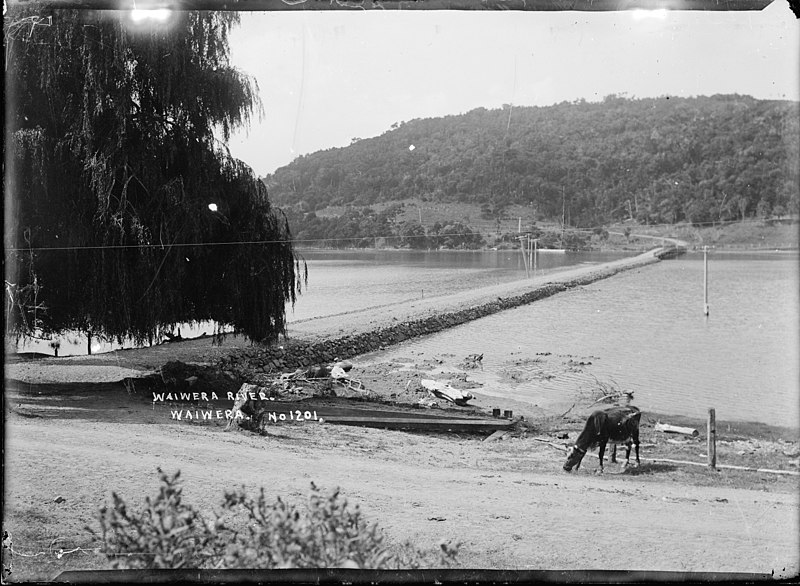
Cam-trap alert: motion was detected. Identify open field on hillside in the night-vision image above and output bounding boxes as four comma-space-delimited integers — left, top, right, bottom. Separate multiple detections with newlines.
305, 199, 798, 251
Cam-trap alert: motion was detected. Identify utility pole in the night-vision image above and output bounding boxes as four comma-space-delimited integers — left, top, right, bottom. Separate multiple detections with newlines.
561, 188, 566, 248
518, 236, 529, 278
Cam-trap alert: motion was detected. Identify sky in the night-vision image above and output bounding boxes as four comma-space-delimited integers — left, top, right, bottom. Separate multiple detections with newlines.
225, 1, 800, 177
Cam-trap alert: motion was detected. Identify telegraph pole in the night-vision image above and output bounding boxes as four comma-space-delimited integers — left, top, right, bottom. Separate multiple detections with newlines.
518, 235, 529, 278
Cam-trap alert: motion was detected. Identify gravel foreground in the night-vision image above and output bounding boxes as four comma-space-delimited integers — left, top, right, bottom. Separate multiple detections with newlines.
4, 247, 799, 581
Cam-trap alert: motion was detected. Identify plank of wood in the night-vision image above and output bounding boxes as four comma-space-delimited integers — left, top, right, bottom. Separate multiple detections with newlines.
321, 416, 512, 432
253, 402, 479, 421
483, 430, 508, 442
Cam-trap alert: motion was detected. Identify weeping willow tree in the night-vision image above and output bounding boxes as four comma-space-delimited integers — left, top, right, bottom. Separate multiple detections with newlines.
5, 9, 305, 346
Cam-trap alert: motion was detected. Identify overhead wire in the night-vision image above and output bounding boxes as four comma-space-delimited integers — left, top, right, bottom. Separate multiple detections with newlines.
3, 216, 788, 253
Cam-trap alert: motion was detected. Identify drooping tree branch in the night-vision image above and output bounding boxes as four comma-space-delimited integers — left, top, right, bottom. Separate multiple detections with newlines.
5, 9, 303, 345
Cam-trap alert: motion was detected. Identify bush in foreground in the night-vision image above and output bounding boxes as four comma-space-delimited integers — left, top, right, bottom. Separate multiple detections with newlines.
90, 469, 458, 570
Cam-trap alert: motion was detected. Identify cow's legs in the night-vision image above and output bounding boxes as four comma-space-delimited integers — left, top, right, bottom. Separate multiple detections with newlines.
634, 436, 641, 467
611, 444, 618, 463
623, 440, 632, 467
597, 441, 607, 474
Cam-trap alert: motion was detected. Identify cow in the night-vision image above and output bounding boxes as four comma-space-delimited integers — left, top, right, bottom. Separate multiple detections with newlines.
563, 406, 641, 474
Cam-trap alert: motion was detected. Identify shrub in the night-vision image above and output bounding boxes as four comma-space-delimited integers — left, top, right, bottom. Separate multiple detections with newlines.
91, 469, 458, 570
91, 469, 217, 569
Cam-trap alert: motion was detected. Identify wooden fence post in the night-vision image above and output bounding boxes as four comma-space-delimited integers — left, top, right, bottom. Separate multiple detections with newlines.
703, 246, 710, 316
707, 408, 716, 469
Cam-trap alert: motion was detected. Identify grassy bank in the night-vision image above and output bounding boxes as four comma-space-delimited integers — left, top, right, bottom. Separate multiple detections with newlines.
606, 219, 799, 251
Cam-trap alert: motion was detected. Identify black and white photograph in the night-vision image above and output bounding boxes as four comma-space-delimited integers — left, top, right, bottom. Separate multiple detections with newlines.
3, 0, 799, 581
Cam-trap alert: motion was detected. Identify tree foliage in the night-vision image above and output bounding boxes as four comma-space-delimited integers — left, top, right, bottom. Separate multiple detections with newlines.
281, 205, 485, 250
5, 9, 303, 344
265, 95, 799, 229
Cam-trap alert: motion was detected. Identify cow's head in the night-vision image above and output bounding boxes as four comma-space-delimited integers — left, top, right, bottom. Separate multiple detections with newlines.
563, 445, 586, 472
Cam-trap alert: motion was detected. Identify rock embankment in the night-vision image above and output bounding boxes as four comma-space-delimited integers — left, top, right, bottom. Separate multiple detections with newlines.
219, 249, 665, 378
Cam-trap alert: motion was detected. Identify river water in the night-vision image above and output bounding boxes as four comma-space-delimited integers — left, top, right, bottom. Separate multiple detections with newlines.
10, 249, 799, 428
355, 251, 800, 428
286, 248, 631, 322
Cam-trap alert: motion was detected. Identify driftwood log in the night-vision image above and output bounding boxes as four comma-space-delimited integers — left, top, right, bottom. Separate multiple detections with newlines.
420, 379, 474, 406
654, 423, 700, 437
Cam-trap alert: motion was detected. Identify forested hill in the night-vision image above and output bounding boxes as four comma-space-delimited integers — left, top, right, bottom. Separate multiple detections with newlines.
263, 95, 799, 228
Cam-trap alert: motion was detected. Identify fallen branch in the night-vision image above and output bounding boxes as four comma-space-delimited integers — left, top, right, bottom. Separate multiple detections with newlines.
589, 394, 619, 407
531, 437, 570, 452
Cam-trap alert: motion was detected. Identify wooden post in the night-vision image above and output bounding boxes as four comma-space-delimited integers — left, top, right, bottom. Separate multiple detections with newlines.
533, 239, 537, 275
530, 237, 534, 276
518, 217, 522, 233
528, 237, 533, 277
707, 408, 716, 469
703, 246, 709, 316
519, 236, 529, 278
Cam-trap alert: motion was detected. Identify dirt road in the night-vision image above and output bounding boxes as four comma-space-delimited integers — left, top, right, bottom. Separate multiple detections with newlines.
3, 379, 798, 581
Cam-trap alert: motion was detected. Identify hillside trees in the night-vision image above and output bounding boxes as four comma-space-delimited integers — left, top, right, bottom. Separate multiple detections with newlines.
266, 96, 799, 230
281, 205, 484, 250
5, 9, 302, 345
